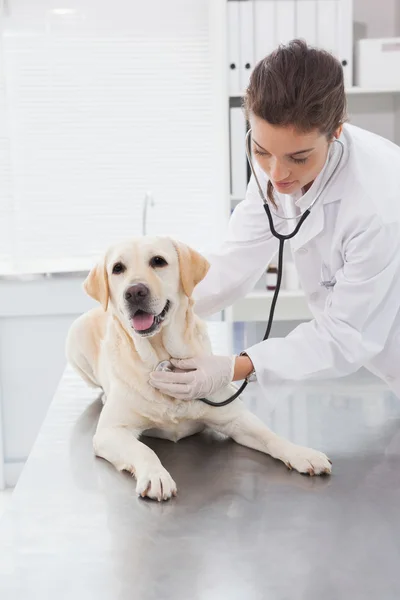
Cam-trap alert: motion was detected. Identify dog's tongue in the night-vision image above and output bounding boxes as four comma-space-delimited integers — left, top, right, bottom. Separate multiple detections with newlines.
132, 312, 155, 331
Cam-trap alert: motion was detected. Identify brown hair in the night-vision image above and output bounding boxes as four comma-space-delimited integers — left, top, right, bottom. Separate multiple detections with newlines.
244, 39, 347, 205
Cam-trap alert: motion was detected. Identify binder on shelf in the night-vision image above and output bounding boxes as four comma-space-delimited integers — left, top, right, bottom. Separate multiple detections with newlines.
227, 0, 353, 94
239, 0, 255, 93
316, 0, 338, 57
337, 0, 353, 88
275, 0, 295, 46
296, 0, 317, 46
254, 0, 276, 63
229, 107, 248, 200
227, 1, 241, 96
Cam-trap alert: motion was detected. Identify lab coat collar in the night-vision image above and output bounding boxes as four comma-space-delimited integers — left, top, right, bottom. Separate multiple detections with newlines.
288, 203, 324, 251
295, 132, 348, 211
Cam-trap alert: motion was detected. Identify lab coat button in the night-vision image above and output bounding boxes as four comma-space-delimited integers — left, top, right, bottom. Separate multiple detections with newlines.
310, 292, 319, 302
298, 247, 308, 255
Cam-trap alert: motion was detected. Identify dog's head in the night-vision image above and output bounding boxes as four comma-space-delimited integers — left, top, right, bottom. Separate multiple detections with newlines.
83, 236, 209, 338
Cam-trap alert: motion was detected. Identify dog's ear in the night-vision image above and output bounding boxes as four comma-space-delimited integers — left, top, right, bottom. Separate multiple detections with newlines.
83, 258, 109, 311
173, 240, 210, 298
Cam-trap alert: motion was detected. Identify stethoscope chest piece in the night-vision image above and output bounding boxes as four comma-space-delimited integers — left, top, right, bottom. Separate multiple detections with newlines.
155, 360, 174, 373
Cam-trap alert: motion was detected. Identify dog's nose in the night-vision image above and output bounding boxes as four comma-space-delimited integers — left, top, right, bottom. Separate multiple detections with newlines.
124, 283, 149, 303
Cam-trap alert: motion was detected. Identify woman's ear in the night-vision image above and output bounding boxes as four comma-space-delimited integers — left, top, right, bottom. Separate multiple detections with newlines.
83, 258, 109, 311
173, 240, 210, 298
333, 125, 343, 139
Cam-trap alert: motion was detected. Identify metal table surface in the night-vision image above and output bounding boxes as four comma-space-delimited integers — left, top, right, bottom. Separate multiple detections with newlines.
1, 365, 400, 600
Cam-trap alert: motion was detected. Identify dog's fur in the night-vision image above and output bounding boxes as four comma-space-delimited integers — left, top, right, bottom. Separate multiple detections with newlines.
66, 236, 331, 501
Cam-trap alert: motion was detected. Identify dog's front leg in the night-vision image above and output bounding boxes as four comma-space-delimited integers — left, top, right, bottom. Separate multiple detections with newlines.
93, 395, 177, 501
204, 403, 332, 476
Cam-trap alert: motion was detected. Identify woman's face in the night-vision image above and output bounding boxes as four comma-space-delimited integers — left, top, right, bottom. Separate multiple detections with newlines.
249, 115, 341, 195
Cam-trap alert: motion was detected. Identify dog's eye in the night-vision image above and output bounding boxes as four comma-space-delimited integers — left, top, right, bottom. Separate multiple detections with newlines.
150, 256, 168, 268
112, 262, 126, 274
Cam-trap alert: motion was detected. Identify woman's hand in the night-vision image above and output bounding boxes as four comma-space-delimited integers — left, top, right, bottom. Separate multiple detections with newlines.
149, 355, 238, 401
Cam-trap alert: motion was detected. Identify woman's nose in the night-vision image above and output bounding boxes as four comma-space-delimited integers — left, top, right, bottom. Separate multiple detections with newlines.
269, 158, 290, 182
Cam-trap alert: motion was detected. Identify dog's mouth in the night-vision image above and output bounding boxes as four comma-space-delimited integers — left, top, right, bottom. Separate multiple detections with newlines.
130, 300, 171, 336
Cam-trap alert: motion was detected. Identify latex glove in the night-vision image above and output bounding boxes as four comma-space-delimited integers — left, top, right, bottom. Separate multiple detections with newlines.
149, 355, 236, 401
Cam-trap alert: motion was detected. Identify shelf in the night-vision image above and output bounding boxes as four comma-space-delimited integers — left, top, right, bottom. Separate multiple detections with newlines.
229, 289, 312, 322
230, 196, 243, 208
0, 257, 93, 281
230, 87, 400, 100
346, 86, 400, 95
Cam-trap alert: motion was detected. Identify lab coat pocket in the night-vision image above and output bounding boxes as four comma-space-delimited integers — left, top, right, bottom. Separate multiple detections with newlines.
320, 262, 337, 290
320, 262, 336, 309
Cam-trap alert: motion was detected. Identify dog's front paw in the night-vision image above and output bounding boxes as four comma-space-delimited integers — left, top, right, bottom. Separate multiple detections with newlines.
136, 466, 177, 501
272, 442, 332, 476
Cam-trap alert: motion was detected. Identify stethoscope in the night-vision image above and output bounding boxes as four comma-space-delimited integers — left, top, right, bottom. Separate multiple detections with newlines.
156, 130, 345, 407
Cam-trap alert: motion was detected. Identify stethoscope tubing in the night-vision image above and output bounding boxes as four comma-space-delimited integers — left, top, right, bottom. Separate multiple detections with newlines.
198, 129, 344, 407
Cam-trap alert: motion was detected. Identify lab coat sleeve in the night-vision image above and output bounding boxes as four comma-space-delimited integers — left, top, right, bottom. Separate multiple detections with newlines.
246, 217, 400, 383
193, 171, 286, 318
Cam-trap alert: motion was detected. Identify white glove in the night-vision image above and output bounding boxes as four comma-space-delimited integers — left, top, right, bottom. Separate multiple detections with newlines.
149, 355, 236, 401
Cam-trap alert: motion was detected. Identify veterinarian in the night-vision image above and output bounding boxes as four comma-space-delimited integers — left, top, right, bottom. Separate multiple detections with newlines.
150, 39, 400, 402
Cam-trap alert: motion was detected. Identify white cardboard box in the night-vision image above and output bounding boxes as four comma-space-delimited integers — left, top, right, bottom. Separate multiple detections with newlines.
356, 38, 400, 89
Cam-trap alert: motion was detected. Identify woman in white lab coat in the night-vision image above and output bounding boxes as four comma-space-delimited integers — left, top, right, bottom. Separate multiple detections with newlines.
149, 39, 400, 402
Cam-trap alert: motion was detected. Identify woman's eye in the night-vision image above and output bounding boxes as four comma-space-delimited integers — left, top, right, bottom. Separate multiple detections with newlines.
112, 262, 126, 274
254, 149, 268, 157
254, 147, 309, 165
150, 256, 168, 268
291, 157, 308, 165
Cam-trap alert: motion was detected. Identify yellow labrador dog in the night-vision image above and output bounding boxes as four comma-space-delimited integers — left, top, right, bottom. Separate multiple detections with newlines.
66, 236, 331, 501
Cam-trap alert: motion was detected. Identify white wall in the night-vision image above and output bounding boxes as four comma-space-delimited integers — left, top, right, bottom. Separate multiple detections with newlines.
354, 0, 400, 38
349, 1, 400, 145
0, 0, 229, 262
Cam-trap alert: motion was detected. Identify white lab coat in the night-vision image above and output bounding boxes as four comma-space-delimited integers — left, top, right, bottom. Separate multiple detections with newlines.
193, 124, 400, 399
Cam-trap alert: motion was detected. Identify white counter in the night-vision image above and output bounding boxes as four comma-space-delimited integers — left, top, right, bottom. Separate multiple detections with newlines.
0, 262, 94, 488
